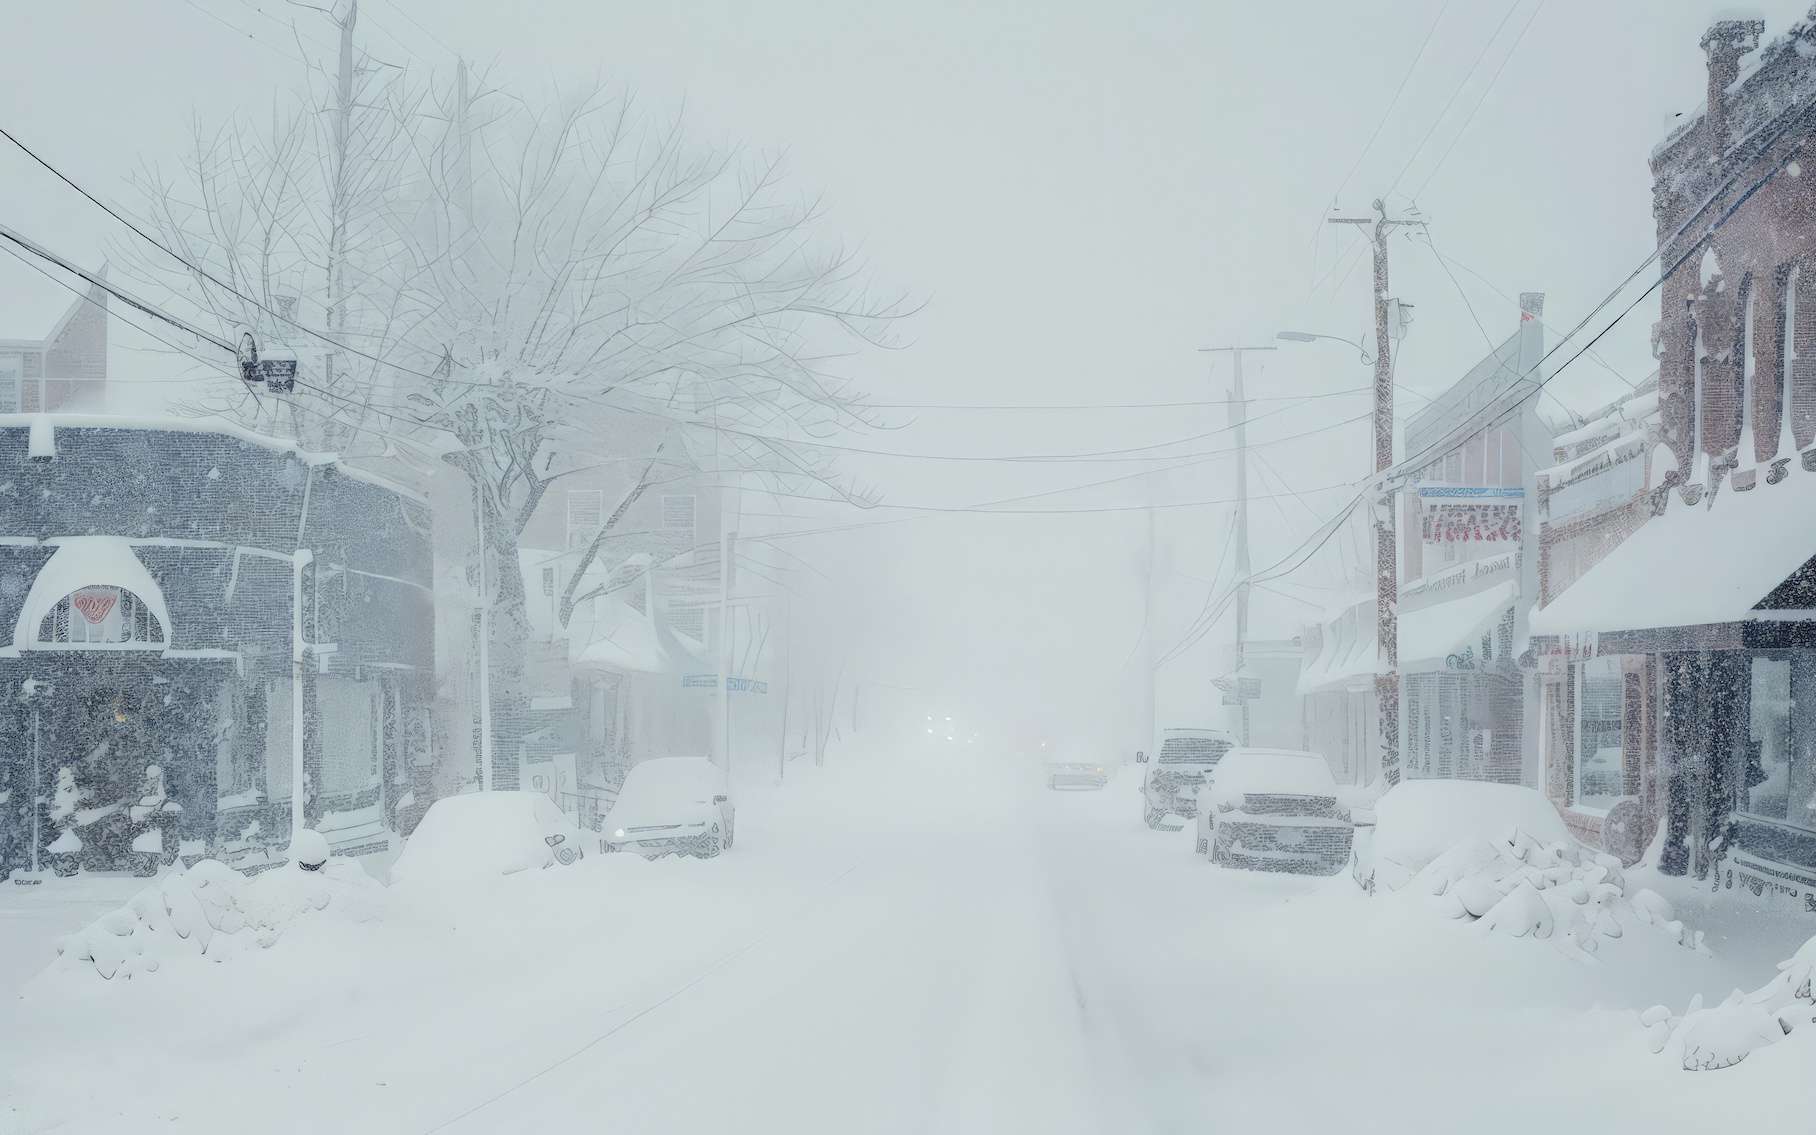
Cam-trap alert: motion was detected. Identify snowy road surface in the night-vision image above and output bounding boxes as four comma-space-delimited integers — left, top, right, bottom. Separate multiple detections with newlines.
5, 747, 1815, 1134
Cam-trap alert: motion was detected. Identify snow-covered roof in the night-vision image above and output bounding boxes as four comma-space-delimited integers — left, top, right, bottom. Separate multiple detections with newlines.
0, 413, 425, 503
1531, 457, 1816, 635
9, 536, 172, 653
1398, 579, 1519, 669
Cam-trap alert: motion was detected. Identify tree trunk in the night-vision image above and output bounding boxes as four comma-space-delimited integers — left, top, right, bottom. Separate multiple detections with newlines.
484, 497, 531, 791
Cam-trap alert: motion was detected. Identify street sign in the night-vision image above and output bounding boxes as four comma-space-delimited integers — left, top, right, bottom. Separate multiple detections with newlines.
681, 674, 768, 694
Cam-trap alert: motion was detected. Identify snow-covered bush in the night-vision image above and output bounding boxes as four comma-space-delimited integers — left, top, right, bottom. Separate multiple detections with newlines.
1643, 935, 1816, 1070
1411, 829, 1706, 960
50, 841, 385, 982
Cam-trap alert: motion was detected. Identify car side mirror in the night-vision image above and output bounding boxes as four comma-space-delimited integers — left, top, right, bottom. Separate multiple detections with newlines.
1136, 751, 1148, 764
544, 833, 566, 847
713, 794, 728, 804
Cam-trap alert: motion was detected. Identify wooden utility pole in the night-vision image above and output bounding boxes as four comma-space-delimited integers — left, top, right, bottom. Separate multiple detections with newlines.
1197, 344, 1275, 747
1328, 199, 1422, 786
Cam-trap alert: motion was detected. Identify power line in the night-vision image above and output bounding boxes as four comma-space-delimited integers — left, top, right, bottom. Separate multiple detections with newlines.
1384, 0, 1523, 198
856, 388, 1373, 411
1329, 0, 1456, 207
1407, 0, 1545, 203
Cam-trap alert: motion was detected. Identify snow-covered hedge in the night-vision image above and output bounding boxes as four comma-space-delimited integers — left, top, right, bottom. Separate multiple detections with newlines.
1644, 935, 1816, 1070
1412, 830, 1706, 960
51, 854, 385, 981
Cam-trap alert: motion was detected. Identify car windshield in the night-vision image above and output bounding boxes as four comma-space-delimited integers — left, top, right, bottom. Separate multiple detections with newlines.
1158, 735, 1231, 764
13, 6, 1815, 1132
616, 760, 720, 809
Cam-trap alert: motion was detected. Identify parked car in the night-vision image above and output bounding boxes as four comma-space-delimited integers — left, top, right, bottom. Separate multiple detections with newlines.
1137, 727, 1235, 828
1046, 751, 1110, 790
1196, 748, 1352, 875
391, 791, 586, 885
601, 757, 735, 858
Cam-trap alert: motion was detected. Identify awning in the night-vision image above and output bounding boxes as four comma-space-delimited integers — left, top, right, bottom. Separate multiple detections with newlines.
10, 536, 172, 653
1399, 579, 1519, 669
1297, 598, 1380, 695
1531, 458, 1816, 636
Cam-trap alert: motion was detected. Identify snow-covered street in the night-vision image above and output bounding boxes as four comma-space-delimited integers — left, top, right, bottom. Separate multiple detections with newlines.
3, 746, 1814, 1134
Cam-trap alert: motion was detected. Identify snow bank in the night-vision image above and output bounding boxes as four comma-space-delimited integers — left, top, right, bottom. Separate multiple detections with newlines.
1373, 780, 1570, 890
1409, 828, 1706, 962
46, 854, 384, 982
1644, 933, 1816, 1070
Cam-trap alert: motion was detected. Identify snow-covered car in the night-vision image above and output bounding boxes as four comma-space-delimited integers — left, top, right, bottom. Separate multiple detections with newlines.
1137, 727, 1234, 828
1046, 755, 1110, 789
1355, 779, 1572, 893
601, 757, 735, 858
1196, 748, 1351, 875
391, 791, 586, 885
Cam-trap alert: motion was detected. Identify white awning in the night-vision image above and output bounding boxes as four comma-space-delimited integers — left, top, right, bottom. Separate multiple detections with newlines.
1399, 580, 1519, 669
1531, 459, 1816, 635
11, 537, 172, 653
1297, 598, 1379, 695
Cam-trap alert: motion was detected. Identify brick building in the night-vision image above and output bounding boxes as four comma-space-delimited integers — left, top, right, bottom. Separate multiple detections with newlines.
0, 415, 434, 877
1532, 12, 1816, 900
0, 276, 109, 413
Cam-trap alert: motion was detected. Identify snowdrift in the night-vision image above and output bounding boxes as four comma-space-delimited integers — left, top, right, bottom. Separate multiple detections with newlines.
1645, 933, 1816, 1070
1408, 828, 1705, 961
1371, 780, 1570, 891
45, 855, 385, 982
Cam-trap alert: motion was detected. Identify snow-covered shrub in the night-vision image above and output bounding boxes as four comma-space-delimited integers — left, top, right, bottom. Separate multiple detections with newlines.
1643, 935, 1816, 1070
1411, 829, 1706, 960
50, 842, 385, 981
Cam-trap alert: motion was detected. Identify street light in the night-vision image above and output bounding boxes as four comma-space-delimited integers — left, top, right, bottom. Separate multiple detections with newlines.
1275, 330, 1374, 365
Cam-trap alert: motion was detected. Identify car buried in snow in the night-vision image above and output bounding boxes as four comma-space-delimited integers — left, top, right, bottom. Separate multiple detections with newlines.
1136, 727, 1235, 828
1195, 748, 1352, 875
1045, 749, 1110, 790
390, 791, 587, 886
600, 757, 736, 859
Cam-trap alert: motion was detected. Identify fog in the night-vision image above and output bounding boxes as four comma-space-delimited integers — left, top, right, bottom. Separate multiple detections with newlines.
6, 2, 1816, 1130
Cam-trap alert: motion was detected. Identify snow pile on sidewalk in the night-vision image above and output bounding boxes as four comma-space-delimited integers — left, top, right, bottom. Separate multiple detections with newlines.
1372, 780, 1571, 890
1411, 829, 1706, 960
49, 853, 384, 982
1643, 933, 1816, 1070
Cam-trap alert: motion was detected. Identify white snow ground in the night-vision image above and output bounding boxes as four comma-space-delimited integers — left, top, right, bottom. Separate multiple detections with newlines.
4, 746, 1815, 1134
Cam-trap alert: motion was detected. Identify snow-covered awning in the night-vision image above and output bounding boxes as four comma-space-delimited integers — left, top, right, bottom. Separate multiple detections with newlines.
1297, 598, 1380, 695
1531, 457, 1816, 636
1399, 580, 1519, 670
10, 537, 172, 654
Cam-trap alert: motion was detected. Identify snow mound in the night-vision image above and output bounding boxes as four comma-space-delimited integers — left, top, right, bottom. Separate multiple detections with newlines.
48, 856, 384, 982
391, 791, 571, 885
1645, 934, 1816, 1070
1409, 830, 1705, 961
1373, 781, 1571, 890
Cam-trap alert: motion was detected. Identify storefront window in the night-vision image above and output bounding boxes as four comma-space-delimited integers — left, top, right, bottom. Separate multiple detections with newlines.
1747, 656, 1796, 821
1575, 657, 1624, 810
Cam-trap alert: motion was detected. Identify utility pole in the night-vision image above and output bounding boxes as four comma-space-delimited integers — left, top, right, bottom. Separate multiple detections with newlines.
1197, 344, 1275, 747
1329, 199, 1422, 786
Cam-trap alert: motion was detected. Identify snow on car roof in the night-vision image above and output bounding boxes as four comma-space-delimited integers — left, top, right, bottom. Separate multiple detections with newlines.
391, 791, 566, 884
620, 757, 721, 798
1209, 749, 1338, 802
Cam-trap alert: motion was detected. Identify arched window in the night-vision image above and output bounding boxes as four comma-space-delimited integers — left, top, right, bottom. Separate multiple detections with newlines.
1740, 276, 1757, 462
1781, 265, 1798, 455
36, 587, 165, 647
1690, 316, 1706, 461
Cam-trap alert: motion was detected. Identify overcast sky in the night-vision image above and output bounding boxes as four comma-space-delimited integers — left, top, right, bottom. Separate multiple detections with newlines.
3, 0, 1806, 741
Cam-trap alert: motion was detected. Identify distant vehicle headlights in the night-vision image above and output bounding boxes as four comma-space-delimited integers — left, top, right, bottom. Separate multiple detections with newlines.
613, 828, 626, 840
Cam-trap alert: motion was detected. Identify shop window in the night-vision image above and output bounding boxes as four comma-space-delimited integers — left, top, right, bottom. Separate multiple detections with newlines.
1736, 650, 1808, 828
1574, 657, 1625, 810
566, 490, 604, 550
662, 494, 696, 533
318, 678, 380, 797
1788, 264, 1816, 449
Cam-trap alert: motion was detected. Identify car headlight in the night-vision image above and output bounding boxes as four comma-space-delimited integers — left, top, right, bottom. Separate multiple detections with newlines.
613, 828, 626, 840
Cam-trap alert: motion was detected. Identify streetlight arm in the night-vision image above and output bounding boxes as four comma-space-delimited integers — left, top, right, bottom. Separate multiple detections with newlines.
1275, 330, 1374, 366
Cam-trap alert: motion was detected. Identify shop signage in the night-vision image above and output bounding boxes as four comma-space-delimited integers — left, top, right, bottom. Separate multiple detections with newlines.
1402, 552, 1515, 603
681, 674, 769, 694
71, 587, 119, 624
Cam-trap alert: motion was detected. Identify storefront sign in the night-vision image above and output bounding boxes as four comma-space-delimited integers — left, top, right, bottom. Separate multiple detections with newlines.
1420, 501, 1522, 544
1402, 552, 1516, 604
681, 674, 769, 694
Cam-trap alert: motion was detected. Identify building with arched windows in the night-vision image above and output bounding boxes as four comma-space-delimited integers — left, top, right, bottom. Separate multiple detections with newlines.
1532, 13, 1816, 907
0, 415, 435, 878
